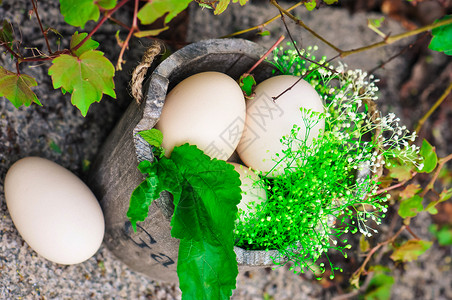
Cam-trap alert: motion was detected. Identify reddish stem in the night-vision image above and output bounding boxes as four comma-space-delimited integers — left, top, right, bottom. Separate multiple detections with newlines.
115, 0, 139, 70
71, 0, 131, 52
242, 35, 285, 77
31, 0, 52, 54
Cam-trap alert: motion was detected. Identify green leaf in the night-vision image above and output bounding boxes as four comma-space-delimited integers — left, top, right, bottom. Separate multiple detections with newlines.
304, 0, 316, 11
239, 74, 256, 96
365, 266, 394, 300
139, 128, 164, 148
59, 0, 100, 28
398, 195, 423, 218
418, 139, 437, 173
438, 188, 452, 202
429, 224, 452, 246
170, 144, 242, 299
0, 19, 14, 47
323, 0, 338, 4
0, 67, 42, 108
369, 17, 385, 28
387, 163, 413, 181
390, 239, 432, 262
70, 32, 99, 57
48, 51, 116, 116
97, 0, 116, 9
258, 30, 270, 36
137, 0, 192, 25
127, 158, 183, 231
429, 15, 452, 55
134, 27, 169, 38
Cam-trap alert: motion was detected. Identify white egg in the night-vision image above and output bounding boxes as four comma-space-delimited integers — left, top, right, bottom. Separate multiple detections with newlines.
4, 157, 105, 265
229, 162, 266, 221
155, 71, 246, 160
236, 75, 325, 177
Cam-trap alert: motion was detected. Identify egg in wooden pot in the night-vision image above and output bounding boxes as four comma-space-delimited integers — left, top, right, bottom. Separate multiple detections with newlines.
228, 162, 266, 222
236, 75, 325, 177
155, 71, 246, 160
4, 157, 105, 265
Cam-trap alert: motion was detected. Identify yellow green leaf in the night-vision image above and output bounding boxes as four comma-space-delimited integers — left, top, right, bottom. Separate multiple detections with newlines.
0, 67, 41, 108
134, 27, 169, 38
137, 0, 192, 25
390, 240, 432, 262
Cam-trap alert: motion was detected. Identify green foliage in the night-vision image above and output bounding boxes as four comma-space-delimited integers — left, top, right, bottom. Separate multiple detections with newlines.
398, 195, 423, 218
390, 239, 432, 262
59, 0, 116, 28
364, 266, 394, 300
425, 188, 452, 214
304, 0, 316, 11
214, 0, 249, 15
238, 74, 256, 96
127, 141, 242, 300
429, 15, 452, 55
418, 139, 437, 173
0, 20, 13, 48
429, 224, 452, 246
48, 48, 116, 116
137, 0, 192, 25
70, 32, 99, 56
138, 128, 165, 158
0, 66, 42, 108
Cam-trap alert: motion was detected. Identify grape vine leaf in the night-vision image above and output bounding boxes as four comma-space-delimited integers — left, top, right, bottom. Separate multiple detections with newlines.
214, 0, 248, 15
59, 0, 99, 28
429, 15, 452, 55
48, 51, 116, 116
0, 67, 42, 108
70, 32, 99, 57
390, 240, 432, 262
0, 19, 14, 48
398, 195, 423, 218
137, 0, 192, 25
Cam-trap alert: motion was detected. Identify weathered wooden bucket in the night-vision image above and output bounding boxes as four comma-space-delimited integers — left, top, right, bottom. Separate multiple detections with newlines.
88, 39, 282, 283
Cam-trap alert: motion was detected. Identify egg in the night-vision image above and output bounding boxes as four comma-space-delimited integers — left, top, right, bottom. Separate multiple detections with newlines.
155, 71, 246, 160
229, 162, 266, 221
4, 157, 105, 265
236, 75, 325, 177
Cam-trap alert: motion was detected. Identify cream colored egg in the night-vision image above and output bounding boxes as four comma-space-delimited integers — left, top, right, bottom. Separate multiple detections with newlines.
236, 75, 325, 177
155, 71, 246, 160
229, 162, 266, 221
4, 157, 105, 265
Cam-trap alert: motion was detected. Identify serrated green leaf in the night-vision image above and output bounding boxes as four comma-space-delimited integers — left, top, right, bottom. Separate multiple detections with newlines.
398, 195, 423, 218
48, 51, 116, 116
214, 0, 230, 15
418, 139, 437, 173
97, 0, 116, 9
304, 0, 316, 11
139, 129, 164, 147
170, 144, 241, 299
59, 0, 100, 28
70, 31, 99, 57
137, 0, 192, 25
429, 15, 452, 55
390, 239, 432, 262
0, 67, 42, 108
425, 201, 438, 214
365, 266, 394, 300
387, 163, 413, 181
239, 74, 256, 96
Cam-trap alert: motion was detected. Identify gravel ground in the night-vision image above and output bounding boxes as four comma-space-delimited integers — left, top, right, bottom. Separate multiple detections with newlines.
1, 1, 451, 299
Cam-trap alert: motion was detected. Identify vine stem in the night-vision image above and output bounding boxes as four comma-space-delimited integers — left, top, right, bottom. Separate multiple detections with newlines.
415, 81, 452, 134
351, 225, 407, 280
31, 0, 52, 54
421, 153, 452, 197
242, 34, 285, 77
270, 0, 342, 53
116, 0, 139, 70
221, 1, 303, 38
72, 0, 131, 53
